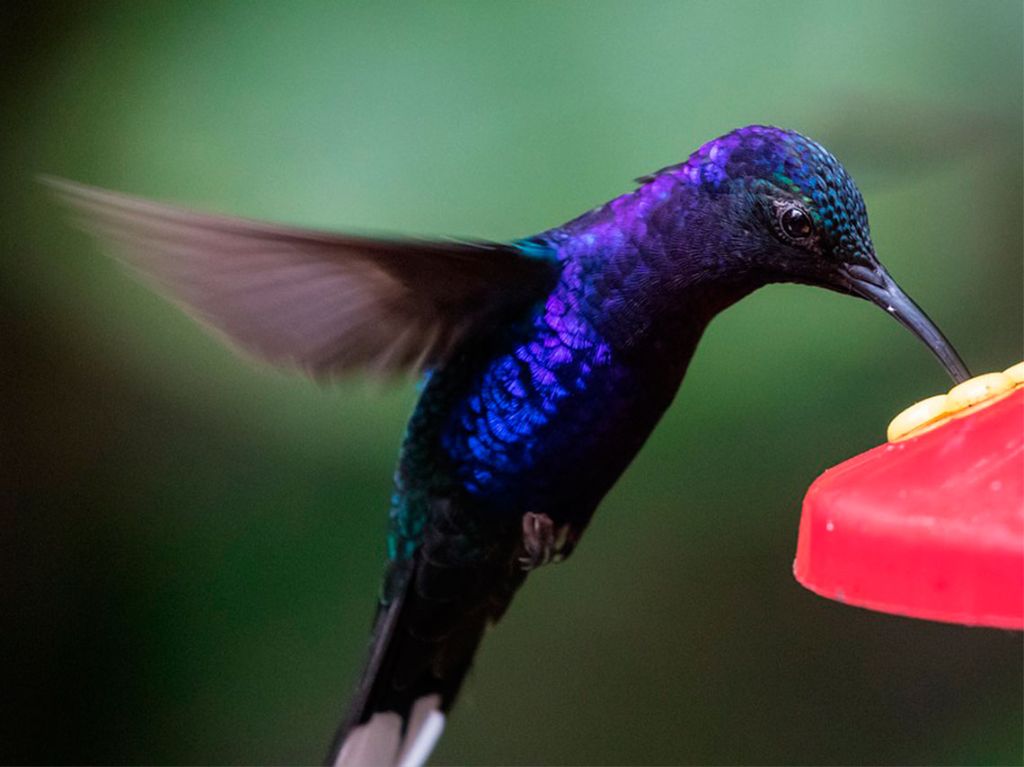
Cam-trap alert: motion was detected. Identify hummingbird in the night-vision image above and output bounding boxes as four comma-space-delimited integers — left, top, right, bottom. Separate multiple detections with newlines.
46, 125, 970, 767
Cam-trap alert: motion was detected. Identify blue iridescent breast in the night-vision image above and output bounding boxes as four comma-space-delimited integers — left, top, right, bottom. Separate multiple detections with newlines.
438, 258, 638, 510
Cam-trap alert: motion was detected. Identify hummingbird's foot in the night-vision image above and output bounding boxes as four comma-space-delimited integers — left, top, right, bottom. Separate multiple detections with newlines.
519, 512, 573, 570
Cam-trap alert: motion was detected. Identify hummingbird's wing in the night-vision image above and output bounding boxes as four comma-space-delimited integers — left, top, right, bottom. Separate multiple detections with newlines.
44, 178, 559, 379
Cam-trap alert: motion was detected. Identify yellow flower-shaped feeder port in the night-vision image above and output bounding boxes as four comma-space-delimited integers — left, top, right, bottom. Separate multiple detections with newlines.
887, 362, 1024, 442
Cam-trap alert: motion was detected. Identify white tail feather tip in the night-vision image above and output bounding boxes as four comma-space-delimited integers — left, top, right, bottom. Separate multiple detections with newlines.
397, 694, 445, 767
334, 711, 402, 767
334, 695, 445, 767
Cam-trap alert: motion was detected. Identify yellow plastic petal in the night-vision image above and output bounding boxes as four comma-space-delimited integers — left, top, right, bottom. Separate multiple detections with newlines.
1003, 361, 1024, 386
887, 394, 952, 442
946, 372, 1015, 411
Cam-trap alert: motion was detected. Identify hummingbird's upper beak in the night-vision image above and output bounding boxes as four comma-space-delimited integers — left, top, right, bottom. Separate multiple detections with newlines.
837, 262, 971, 384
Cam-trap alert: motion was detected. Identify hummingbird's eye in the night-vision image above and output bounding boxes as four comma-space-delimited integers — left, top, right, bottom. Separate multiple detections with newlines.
778, 205, 814, 241
778, 205, 814, 240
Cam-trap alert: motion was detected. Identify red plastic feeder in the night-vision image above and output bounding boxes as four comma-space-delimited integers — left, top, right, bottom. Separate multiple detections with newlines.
794, 385, 1024, 630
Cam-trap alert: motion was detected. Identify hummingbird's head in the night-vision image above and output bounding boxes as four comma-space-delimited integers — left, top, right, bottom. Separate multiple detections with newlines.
667, 124, 969, 383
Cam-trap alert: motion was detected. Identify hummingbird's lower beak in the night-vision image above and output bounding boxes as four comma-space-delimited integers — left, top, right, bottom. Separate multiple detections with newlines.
838, 263, 971, 384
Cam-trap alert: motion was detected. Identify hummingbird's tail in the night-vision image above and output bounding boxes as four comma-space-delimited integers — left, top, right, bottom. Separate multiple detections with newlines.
327, 586, 444, 767
327, 529, 525, 767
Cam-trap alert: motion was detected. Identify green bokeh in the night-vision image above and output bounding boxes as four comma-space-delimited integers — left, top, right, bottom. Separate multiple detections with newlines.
2, 1, 1021, 764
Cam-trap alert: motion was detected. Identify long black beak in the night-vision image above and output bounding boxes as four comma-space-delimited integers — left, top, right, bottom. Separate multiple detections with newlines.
838, 263, 971, 384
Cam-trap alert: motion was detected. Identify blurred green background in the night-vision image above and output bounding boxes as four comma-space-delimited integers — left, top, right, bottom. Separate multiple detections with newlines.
2, 1, 1022, 764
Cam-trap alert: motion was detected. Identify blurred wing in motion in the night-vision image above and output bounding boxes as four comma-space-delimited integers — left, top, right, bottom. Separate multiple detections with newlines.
44, 177, 559, 379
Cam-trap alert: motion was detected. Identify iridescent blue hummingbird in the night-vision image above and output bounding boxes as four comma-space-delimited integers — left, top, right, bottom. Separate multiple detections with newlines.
47, 125, 969, 767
